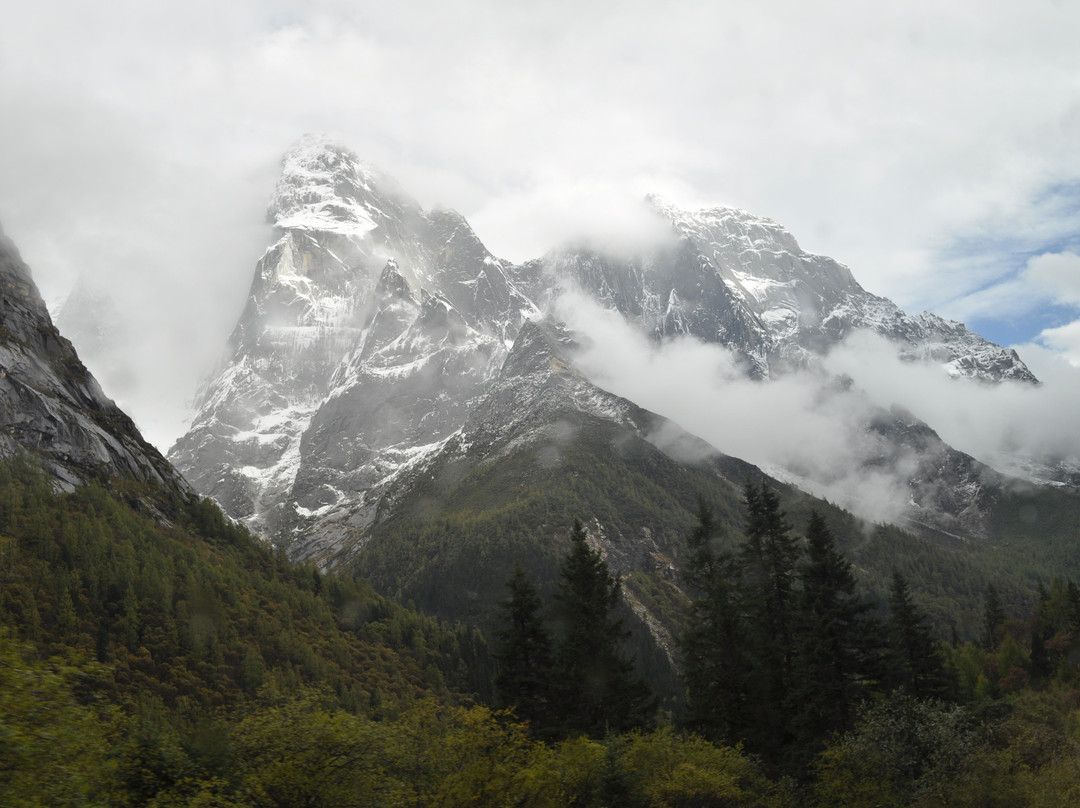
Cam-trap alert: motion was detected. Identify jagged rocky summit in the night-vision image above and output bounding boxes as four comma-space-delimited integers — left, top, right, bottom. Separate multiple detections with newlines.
169, 136, 1036, 560
169, 136, 539, 547
519, 195, 1035, 382
0, 222, 189, 494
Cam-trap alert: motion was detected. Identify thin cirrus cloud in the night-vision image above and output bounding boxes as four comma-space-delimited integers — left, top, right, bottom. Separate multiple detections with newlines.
0, 1, 1078, 450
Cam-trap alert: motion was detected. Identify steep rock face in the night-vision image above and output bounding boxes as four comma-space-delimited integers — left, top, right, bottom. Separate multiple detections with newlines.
169, 136, 537, 543
539, 238, 773, 375
290, 317, 654, 562
0, 224, 188, 493
464, 319, 634, 447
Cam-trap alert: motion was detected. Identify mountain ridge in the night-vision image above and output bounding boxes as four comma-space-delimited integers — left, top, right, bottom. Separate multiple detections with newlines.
170, 136, 1043, 559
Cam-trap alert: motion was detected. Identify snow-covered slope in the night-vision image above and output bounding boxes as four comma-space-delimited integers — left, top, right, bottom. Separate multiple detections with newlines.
170, 136, 1044, 557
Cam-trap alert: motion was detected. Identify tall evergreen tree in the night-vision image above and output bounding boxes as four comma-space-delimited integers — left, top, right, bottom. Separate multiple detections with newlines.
1067, 580, 1080, 631
1028, 583, 1056, 683
886, 570, 954, 700
982, 583, 1006, 651
738, 482, 800, 764
679, 501, 750, 743
492, 563, 554, 737
1029, 623, 1052, 684
787, 511, 883, 774
552, 519, 653, 738
741, 482, 800, 652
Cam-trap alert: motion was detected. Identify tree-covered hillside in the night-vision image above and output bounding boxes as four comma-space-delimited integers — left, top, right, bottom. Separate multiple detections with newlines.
351, 407, 1080, 680
5, 454, 1080, 806
0, 456, 489, 715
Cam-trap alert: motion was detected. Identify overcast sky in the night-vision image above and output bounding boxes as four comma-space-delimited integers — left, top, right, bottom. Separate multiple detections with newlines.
1, 1, 1079, 451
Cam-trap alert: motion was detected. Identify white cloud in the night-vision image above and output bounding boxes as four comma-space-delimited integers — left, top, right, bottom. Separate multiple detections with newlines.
934, 275, 1043, 326
978, 251, 1080, 371
556, 292, 1080, 523
470, 180, 681, 261
928, 248, 1080, 339
1034, 320, 1080, 367
1, 1, 1079, 448
823, 331, 1080, 467
1023, 251, 1080, 306
555, 293, 922, 524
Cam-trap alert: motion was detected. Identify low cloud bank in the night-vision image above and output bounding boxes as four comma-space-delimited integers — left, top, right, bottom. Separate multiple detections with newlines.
555, 292, 1080, 524
825, 330, 1080, 473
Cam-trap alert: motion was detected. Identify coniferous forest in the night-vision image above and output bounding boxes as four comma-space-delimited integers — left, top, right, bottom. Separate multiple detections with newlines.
4, 456, 1080, 806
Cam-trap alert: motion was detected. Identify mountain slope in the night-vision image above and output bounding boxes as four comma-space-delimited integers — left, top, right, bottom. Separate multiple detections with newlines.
0, 456, 485, 713
0, 219, 489, 717
344, 317, 768, 687
0, 222, 188, 494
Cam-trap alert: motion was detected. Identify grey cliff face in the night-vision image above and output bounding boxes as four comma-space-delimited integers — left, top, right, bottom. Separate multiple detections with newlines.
170, 137, 1044, 559
0, 224, 189, 493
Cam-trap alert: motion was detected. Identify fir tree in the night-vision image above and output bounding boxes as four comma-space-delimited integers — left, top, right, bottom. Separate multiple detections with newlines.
679, 501, 749, 743
552, 519, 653, 738
1067, 580, 1080, 631
738, 482, 800, 764
741, 483, 800, 662
886, 570, 954, 700
1028, 584, 1054, 683
1029, 623, 1052, 683
982, 583, 1005, 651
787, 511, 883, 774
492, 563, 554, 736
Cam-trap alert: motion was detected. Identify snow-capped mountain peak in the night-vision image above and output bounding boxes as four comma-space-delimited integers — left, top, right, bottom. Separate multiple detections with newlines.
647, 193, 805, 258
171, 138, 532, 547
171, 138, 1046, 562
536, 194, 1037, 383
268, 134, 416, 240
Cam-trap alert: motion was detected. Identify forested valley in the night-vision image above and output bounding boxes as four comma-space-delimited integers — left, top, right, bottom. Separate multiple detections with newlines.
3, 456, 1080, 806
